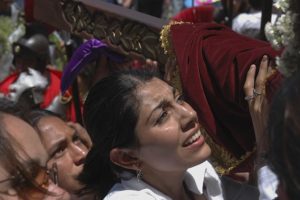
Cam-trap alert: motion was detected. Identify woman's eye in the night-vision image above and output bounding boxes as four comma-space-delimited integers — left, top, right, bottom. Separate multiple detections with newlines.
156, 111, 168, 125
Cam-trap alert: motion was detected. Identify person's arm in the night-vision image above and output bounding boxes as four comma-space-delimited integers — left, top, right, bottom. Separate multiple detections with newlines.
244, 55, 272, 163
244, 55, 279, 200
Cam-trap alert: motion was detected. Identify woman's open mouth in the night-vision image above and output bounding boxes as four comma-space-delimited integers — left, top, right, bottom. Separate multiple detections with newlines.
183, 129, 203, 147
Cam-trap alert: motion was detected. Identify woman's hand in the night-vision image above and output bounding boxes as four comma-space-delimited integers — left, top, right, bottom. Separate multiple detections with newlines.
243, 55, 273, 149
120, 0, 133, 8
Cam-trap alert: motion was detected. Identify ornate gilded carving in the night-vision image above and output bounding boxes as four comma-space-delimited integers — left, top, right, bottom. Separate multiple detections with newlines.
60, 0, 166, 64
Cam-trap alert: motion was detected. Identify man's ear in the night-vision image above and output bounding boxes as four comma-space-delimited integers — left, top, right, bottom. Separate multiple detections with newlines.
110, 148, 140, 171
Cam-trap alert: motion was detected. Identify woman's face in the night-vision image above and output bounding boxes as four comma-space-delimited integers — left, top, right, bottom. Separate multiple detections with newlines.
135, 78, 211, 173
36, 116, 90, 193
0, 114, 70, 200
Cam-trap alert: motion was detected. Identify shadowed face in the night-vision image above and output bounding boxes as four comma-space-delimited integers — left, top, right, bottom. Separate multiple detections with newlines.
36, 116, 89, 193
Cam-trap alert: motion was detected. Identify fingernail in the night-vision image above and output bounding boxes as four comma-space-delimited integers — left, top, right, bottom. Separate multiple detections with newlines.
251, 64, 256, 69
263, 55, 268, 61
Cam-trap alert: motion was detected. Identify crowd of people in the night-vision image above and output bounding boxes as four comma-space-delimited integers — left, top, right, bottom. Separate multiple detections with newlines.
0, 0, 299, 199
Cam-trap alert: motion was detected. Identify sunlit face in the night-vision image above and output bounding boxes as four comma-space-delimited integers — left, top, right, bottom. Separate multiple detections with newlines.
134, 78, 211, 174
36, 116, 89, 193
0, 114, 70, 200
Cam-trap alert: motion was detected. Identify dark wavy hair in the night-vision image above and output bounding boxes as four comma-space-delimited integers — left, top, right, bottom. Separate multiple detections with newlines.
78, 69, 161, 198
268, 70, 300, 200
24, 109, 63, 129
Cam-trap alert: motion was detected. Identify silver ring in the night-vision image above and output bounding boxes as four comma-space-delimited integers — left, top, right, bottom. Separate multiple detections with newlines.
253, 89, 262, 96
244, 95, 255, 101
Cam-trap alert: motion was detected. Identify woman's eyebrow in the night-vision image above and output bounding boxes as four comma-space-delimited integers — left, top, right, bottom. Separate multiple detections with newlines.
145, 87, 175, 123
146, 99, 169, 124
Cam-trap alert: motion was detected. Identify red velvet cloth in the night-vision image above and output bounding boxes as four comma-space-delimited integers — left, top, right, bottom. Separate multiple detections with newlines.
24, 0, 35, 22
24, 0, 55, 34
172, 5, 214, 23
170, 23, 283, 159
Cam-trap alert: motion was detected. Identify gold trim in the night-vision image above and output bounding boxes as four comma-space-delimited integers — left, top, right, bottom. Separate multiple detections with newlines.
160, 21, 190, 93
60, 0, 167, 64
160, 21, 190, 57
202, 129, 255, 175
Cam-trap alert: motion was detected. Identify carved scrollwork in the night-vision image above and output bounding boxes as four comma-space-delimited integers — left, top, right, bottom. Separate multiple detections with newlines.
60, 0, 94, 33
60, 0, 166, 64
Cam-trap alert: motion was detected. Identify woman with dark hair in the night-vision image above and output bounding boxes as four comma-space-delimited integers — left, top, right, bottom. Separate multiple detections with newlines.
79, 69, 217, 200
0, 107, 70, 199
79, 69, 259, 200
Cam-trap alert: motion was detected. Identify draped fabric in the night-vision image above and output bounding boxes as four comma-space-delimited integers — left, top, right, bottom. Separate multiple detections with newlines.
172, 5, 215, 23
168, 23, 283, 172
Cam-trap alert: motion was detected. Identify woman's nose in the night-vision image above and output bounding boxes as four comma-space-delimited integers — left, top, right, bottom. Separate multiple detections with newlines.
177, 103, 198, 132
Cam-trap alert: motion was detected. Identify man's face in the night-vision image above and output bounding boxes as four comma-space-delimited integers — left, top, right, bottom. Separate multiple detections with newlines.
36, 116, 90, 193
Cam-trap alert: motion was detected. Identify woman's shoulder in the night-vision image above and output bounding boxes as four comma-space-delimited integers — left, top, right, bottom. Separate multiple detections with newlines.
104, 182, 158, 200
104, 189, 157, 200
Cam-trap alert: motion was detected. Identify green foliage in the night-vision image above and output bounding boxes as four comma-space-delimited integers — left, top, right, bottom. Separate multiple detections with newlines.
0, 16, 14, 55
49, 33, 67, 70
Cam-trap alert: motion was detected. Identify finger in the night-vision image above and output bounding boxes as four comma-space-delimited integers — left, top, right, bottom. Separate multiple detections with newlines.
255, 55, 268, 93
145, 59, 158, 69
145, 59, 152, 67
244, 64, 256, 99
152, 61, 158, 69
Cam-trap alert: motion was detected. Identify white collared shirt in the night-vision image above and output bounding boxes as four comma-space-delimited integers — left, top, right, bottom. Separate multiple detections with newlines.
257, 166, 279, 200
104, 161, 224, 200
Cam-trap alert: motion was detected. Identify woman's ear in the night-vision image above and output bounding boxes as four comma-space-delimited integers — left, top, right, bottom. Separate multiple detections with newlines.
110, 148, 140, 170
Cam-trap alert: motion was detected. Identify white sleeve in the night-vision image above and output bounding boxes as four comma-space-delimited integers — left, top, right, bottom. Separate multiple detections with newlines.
232, 14, 246, 33
257, 165, 279, 200
104, 192, 157, 200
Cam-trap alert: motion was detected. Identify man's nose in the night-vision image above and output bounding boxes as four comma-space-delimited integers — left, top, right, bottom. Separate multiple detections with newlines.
70, 144, 88, 166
